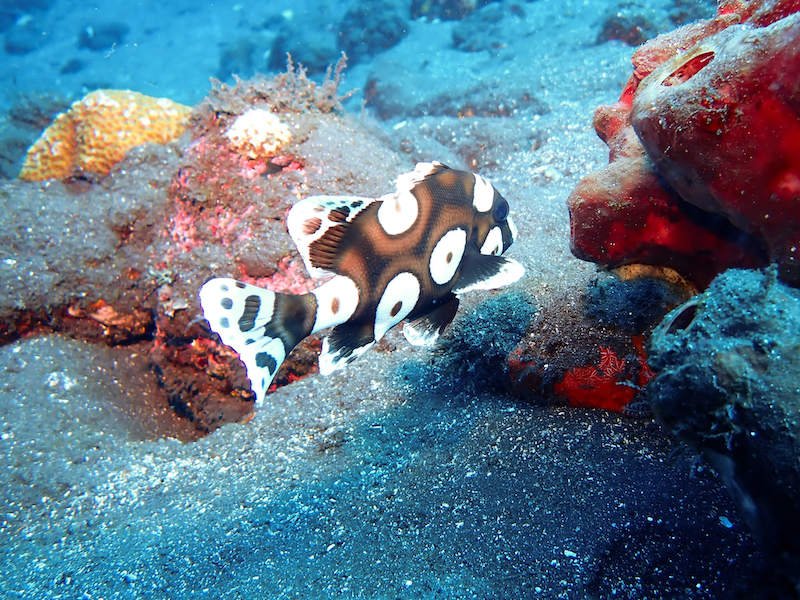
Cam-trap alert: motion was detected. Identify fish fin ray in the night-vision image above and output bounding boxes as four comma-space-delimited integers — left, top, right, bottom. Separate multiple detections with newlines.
287, 195, 375, 278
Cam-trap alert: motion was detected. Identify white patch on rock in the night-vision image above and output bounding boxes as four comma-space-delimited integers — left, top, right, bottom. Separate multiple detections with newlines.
429, 228, 467, 285
225, 108, 292, 159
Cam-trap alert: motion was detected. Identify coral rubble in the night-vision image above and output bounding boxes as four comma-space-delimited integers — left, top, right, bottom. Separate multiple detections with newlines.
568, 1, 800, 288
19, 89, 191, 181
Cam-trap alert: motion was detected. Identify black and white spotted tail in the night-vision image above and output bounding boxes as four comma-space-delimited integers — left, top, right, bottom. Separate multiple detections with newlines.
199, 278, 317, 403
200, 274, 365, 403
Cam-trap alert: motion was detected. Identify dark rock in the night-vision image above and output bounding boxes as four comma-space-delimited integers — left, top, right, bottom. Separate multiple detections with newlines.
508, 272, 690, 412
0, 0, 54, 34
77, 22, 129, 51
411, 0, 497, 20
648, 268, 800, 589
337, 0, 409, 63
389, 116, 547, 172
400, 290, 535, 395
670, 0, 716, 26
366, 68, 548, 120
59, 58, 85, 74
218, 38, 260, 80
597, 7, 657, 46
0, 10, 17, 34
268, 21, 338, 73
4, 22, 47, 55
0, 93, 69, 179
452, 1, 529, 53
0, 136, 28, 179
585, 273, 689, 334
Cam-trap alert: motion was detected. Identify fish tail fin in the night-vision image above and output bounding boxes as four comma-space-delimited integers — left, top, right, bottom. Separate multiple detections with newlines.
199, 278, 317, 403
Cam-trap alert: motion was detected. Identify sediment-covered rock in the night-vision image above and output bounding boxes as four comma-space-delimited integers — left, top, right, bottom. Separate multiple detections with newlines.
508, 270, 691, 412
648, 268, 800, 589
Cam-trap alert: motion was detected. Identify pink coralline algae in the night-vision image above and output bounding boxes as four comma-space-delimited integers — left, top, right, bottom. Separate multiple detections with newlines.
568, 0, 800, 288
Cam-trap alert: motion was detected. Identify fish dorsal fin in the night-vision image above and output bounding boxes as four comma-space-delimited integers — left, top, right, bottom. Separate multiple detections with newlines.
287, 195, 375, 278
403, 294, 460, 347
396, 161, 450, 191
452, 252, 525, 295
375, 161, 452, 236
318, 321, 376, 375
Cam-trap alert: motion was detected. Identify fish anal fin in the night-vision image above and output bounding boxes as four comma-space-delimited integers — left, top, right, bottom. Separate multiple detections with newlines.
452, 252, 525, 295
319, 321, 376, 375
403, 295, 459, 347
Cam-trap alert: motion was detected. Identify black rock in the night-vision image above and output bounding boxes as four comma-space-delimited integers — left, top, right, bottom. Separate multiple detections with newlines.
597, 8, 657, 46
0, 0, 54, 34
269, 30, 338, 74
78, 21, 129, 51
411, 0, 497, 20
60, 58, 85, 74
218, 38, 259, 80
4, 22, 46, 55
451, 1, 530, 54
337, 0, 408, 64
648, 268, 800, 590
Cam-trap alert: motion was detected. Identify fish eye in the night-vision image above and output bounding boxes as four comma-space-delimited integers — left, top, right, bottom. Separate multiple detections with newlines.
493, 200, 509, 222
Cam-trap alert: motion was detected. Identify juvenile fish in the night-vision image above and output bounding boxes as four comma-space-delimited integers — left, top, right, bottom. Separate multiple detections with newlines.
200, 162, 524, 403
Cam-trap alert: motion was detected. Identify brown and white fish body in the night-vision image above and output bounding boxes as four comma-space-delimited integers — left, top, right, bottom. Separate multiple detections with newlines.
200, 162, 524, 403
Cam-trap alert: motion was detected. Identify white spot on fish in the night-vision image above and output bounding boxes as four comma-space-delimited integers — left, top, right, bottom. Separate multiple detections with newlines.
429, 228, 466, 285
473, 174, 494, 212
311, 275, 359, 333
481, 226, 503, 256
377, 189, 418, 235
374, 272, 420, 340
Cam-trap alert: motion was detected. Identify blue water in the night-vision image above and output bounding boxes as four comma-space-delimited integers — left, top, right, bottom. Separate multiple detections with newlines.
1, 0, 771, 598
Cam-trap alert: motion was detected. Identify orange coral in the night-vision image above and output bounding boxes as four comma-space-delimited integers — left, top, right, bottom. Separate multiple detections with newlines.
19, 89, 192, 181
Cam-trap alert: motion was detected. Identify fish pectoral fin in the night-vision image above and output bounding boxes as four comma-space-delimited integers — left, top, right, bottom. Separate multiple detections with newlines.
403, 295, 460, 347
287, 195, 375, 277
452, 253, 525, 295
319, 321, 376, 375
